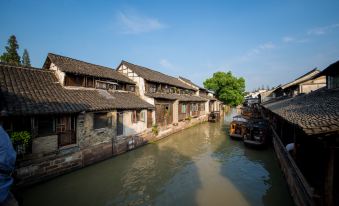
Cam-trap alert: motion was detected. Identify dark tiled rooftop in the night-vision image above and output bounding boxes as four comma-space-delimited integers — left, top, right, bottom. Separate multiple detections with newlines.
120, 61, 197, 90
43, 53, 135, 84
0, 64, 153, 116
145, 92, 207, 102
179, 76, 206, 91
262, 88, 339, 135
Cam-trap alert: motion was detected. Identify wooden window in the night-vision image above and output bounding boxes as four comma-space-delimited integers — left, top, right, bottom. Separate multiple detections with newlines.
149, 83, 156, 93
191, 104, 198, 112
181, 104, 186, 113
108, 84, 117, 90
65, 74, 85, 87
37, 116, 55, 136
132, 111, 137, 123
200, 103, 205, 111
139, 110, 145, 122
96, 81, 108, 89
132, 110, 144, 123
191, 104, 195, 112
96, 80, 118, 90
163, 85, 170, 93
86, 77, 94, 88
93, 113, 111, 129
129, 85, 135, 92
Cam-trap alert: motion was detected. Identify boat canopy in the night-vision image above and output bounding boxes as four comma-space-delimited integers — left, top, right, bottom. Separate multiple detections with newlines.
232, 115, 248, 123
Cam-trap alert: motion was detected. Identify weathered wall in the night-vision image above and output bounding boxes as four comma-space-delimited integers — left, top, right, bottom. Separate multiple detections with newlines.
32, 135, 58, 154
15, 112, 209, 187
205, 100, 210, 114
77, 111, 116, 149
16, 150, 83, 186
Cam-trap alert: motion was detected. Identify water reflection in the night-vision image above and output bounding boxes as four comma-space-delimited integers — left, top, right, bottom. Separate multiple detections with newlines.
21, 109, 293, 206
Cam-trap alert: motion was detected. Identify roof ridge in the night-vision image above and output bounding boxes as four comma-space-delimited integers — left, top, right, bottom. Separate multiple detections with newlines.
281, 68, 320, 89
293, 68, 319, 81
48, 53, 117, 72
0, 63, 53, 73
122, 60, 181, 81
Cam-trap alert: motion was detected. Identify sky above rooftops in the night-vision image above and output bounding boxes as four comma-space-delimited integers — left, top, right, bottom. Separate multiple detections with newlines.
1, 0, 339, 91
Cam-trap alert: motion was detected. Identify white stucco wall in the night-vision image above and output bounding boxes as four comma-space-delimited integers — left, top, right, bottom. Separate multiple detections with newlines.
122, 110, 148, 136
173, 100, 179, 123
49, 63, 66, 85
205, 101, 210, 113
118, 64, 156, 126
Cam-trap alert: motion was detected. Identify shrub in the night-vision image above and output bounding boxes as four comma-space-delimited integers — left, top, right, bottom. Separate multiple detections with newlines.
10, 131, 31, 146
152, 124, 159, 136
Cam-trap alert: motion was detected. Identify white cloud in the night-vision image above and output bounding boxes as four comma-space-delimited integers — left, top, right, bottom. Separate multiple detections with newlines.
117, 11, 167, 34
282, 36, 309, 44
259, 42, 276, 49
283, 36, 295, 43
307, 23, 339, 36
239, 42, 276, 61
159, 59, 173, 68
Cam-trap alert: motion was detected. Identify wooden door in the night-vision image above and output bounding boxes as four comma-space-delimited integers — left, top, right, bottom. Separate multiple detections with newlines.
117, 111, 123, 136
155, 104, 165, 126
155, 103, 172, 126
57, 116, 76, 147
147, 110, 152, 128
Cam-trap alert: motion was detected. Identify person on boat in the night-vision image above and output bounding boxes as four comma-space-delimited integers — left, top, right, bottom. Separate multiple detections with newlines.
0, 126, 18, 206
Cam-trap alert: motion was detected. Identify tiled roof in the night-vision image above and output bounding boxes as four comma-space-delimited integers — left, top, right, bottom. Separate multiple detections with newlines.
0, 64, 88, 115
201, 95, 217, 101
262, 88, 339, 135
280, 68, 320, 90
67, 90, 154, 111
0, 64, 153, 116
120, 61, 197, 90
317, 60, 339, 76
178, 76, 206, 91
145, 92, 207, 102
43, 53, 135, 84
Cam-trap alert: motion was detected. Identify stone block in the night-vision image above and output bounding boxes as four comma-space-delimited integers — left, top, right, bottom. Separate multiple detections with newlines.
32, 135, 58, 154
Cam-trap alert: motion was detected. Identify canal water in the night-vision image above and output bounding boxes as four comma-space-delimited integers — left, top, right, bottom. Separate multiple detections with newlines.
21, 109, 294, 206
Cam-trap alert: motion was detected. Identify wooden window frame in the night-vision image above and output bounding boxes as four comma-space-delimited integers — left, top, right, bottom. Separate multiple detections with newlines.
93, 112, 111, 129
36, 116, 56, 136
181, 104, 186, 113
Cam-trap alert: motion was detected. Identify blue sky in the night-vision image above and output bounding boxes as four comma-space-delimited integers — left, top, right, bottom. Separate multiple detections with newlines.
1, 0, 339, 91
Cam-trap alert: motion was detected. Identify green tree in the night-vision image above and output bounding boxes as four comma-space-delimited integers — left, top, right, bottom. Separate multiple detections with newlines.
1, 35, 21, 66
22, 49, 31, 67
203, 71, 245, 106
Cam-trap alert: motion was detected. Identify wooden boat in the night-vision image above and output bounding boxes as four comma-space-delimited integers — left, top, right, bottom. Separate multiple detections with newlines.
229, 115, 248, 140
241, 106, 261, 119
208, 111, 220, 122
243, 119, 269, 148
241, 107, 253, 117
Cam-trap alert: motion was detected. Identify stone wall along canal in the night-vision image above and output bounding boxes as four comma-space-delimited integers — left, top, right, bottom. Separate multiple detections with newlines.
20, 109, 294, 206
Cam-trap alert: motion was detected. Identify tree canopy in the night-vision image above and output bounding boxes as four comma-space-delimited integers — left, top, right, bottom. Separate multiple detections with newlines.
203, 71, 245, 106
22, 49, 31, 67
0, 35, 21, 66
